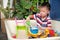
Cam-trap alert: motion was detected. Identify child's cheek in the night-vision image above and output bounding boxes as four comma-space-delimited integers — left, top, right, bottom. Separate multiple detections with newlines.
40, 12, 47, 16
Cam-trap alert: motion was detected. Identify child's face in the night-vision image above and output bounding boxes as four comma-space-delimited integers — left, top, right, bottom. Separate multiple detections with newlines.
39, 6, 50, 18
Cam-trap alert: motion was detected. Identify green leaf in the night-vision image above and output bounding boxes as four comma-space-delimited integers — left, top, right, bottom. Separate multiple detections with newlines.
25, 2, 32, 9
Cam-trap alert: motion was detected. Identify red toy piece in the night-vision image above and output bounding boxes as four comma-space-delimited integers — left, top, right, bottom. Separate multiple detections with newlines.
49, 30, 55, 37
12, 35, 16, 38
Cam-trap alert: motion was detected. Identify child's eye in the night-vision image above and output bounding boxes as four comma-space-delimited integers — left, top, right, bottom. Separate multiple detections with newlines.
40, 10, 45, 12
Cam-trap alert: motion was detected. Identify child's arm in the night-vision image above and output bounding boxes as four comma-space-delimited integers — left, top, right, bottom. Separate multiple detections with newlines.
26, 15, 34, 21
26, 13, 41, 21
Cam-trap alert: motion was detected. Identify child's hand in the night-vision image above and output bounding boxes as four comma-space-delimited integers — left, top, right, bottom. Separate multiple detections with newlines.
26, 15, 34, 22
46, 27, 51, 30
38, 26, 44, 30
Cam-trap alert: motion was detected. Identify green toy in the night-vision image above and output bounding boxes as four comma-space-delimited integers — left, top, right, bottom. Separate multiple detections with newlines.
15, 18, 28, 39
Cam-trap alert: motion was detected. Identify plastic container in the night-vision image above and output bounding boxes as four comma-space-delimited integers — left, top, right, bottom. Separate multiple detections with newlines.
15, 19, 28, 39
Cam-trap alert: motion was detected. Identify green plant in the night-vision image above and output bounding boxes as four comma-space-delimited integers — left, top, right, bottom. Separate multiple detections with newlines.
13, 0, 49, 19
14, 0, 38, 19
0, 0, 49, 19
0, 0, 12, 19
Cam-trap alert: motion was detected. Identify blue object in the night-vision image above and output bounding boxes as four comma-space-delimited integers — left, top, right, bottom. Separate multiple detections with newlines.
30, 26, 38, 34
50, 0, 60, 20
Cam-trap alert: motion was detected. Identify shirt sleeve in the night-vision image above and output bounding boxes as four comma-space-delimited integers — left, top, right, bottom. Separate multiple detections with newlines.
30, 13, 40, 19
47, 17, 52, 28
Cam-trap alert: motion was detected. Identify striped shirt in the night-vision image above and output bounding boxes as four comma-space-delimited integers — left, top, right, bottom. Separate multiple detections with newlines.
31, 13, 51, 29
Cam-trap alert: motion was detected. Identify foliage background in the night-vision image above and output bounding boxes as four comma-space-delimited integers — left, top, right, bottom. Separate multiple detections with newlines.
0, 0, 49, 19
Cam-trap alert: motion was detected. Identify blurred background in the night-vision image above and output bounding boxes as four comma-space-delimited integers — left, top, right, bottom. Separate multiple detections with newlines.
0, 0, 60, 40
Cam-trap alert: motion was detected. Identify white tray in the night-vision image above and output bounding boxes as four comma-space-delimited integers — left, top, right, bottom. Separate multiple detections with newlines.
4, 20, 60, 40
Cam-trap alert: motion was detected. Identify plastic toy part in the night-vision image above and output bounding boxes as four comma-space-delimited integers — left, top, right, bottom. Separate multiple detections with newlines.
40, 29, 58, 38
12, 35, 16, 38
54, 33, 58, 37
49, 30, 55, 37
30, 27, 38, 34
28, 27, 58, 38
44, 29, 49, 35
28, 26, 42, 38
26, 21, 30, 26
40, 29, 50, 38
28, 31, 42, 38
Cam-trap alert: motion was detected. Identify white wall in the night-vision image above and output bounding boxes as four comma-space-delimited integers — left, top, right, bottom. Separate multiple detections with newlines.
1, 0, 13, 19
10, 0, 13, 8
3, 0, 13, 8
3, 0, 8, 8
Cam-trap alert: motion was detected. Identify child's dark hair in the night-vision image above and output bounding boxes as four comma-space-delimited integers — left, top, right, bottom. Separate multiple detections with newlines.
41, 2, 51, 10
